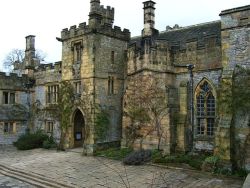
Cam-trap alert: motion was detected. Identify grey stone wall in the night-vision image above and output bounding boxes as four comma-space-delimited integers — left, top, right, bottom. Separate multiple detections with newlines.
0, 121, 27, 145
175, 69, 222, 151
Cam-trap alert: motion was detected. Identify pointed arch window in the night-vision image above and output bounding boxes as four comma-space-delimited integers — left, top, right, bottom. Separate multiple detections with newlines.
196, 81, 216, 136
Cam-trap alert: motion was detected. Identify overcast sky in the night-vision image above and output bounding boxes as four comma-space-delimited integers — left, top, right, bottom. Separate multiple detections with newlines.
0, 0, 249, 71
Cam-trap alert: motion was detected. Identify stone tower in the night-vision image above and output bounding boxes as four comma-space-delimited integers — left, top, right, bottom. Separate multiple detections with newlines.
60, 0, 130, 153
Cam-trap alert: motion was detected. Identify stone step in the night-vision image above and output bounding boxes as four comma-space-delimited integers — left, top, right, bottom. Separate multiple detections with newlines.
0, 164, 74, 188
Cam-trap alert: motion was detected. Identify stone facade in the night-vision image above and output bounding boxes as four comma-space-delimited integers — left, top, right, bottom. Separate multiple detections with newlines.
0, 0, 249, 169
0, 73, 29, 145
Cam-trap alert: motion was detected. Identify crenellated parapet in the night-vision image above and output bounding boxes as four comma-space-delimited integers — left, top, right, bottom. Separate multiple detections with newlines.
0, 72, 29, 90
35, 61, 62, 72
61, 22, 130, 41
0, 72, 28, 80
34, 62, 62, 85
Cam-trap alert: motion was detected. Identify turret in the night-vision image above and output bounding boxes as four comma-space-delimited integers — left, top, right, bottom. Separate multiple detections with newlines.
89, 0, 102, 28
88, 0, 114, 28
142, 1, 158, 37
90, 0, 100, 12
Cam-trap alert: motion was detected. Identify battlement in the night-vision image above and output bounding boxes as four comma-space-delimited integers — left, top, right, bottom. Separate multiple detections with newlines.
35, 61, 62, 73
99, 5, 114, 18
0, 71, 28, 80
61, 22, 130, 41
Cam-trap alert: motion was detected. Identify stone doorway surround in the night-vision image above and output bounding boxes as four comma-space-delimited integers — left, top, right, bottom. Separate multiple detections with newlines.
73, 109, 85, 148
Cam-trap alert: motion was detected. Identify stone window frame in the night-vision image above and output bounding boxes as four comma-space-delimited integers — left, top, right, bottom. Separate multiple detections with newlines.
46, 85, 59, 104
74, 81, 82, 96
45, 121, 54, 133
3, 122, 16, 134
71, 40, 83, 64
194, 78, 216, 137
2, 91, 15, 105
108, 76, 115, 95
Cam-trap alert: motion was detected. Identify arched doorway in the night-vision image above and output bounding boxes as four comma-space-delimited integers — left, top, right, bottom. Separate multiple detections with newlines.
73, 109, 85, 148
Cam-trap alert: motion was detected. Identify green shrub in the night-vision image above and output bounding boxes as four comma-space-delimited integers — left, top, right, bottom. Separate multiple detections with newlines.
234, 168, 249, 178
14, 130, 49, 150
204, 155, 220, 165
42, 136, 57, 149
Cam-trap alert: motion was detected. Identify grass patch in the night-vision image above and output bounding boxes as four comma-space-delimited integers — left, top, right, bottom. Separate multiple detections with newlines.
95, 148, 133, 160
153, 153, 209, 170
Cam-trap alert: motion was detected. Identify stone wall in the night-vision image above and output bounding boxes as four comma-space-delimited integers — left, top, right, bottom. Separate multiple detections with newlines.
175, 69, 222, 152
0, 121, 27, 145
0, 72, 29, 145
215, 5, 250, 168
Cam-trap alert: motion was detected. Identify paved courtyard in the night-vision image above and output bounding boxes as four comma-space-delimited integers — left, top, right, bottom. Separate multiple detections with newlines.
0, 146, 244, 188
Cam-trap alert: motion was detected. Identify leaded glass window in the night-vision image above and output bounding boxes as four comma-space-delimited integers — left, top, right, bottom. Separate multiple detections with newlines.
196, 81, 216, 136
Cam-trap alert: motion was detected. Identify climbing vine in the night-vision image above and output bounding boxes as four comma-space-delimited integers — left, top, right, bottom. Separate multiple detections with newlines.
95, 108, 110, 142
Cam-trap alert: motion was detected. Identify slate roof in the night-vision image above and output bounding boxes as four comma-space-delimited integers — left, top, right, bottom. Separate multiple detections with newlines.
0, 105, 28, 121
130, 20, 221, 49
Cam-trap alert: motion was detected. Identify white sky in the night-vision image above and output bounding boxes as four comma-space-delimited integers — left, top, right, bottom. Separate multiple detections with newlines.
0, 0, 249, 71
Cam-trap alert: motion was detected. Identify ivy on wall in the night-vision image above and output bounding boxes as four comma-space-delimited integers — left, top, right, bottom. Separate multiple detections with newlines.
95, 108, 110, 142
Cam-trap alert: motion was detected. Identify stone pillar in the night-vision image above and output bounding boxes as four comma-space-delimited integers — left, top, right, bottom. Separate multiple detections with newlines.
176, 81, 188, 152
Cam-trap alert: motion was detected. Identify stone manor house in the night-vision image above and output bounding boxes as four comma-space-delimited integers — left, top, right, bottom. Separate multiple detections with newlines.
0, 1, 249, 169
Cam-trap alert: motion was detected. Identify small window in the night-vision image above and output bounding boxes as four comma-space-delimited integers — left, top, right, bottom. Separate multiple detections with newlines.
2, 91, 15, 104
74, 43, 82, 64
74, 81, 81, 95
45, 121, 54, 133
4, 122, 15, 134
108, 76, 114, 95
111, 51, 115, 64
10, 93, 15, 104
47, 85, 59, 104
3, 92, 8, 104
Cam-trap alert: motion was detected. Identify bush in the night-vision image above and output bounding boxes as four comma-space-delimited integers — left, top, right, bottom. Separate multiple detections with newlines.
123, 149, 152, 165
42, 136, 57, 149
202, 155, 220, 172
14, 130, 49, 150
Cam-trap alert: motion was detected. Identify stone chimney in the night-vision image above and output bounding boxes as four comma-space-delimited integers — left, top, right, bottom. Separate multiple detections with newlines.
25, 35, 36, 69
142, 1, 158, 37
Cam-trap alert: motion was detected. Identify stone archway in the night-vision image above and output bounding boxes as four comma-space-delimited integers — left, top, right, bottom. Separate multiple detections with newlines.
73, 109, 85, 148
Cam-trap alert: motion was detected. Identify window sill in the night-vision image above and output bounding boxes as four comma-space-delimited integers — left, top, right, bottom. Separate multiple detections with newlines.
194, 135, 214, 141
4, 133, 16, 135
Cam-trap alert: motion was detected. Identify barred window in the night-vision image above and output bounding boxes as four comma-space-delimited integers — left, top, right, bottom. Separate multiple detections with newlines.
47, 85, 59, 104
45, 121, 54, 133
196, 81, 216, 136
